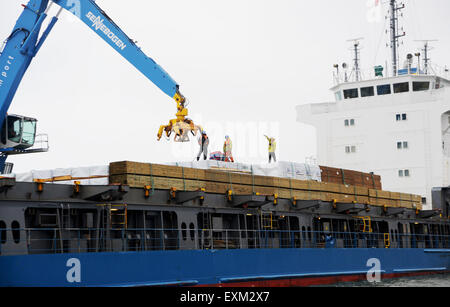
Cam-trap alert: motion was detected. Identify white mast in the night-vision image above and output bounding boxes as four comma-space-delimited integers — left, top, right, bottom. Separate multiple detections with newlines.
389, 0, 405, 76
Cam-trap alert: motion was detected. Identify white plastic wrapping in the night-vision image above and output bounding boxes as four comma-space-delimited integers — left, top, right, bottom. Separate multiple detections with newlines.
168, 160, 321, 181
12, 161, 320, 186
14, 165, 109, 185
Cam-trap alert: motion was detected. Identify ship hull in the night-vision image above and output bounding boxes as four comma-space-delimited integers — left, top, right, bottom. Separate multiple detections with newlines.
1, 248, 448, 287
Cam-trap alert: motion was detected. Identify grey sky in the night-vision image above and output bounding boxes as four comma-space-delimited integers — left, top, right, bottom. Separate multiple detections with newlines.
1, 0, 449, 172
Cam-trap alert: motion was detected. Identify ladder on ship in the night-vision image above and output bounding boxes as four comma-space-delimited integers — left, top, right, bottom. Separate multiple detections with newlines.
201, 212, 212, 249
109, 204, 128, 230
99, 204, 128, 251
260, 211, 280, 248
355, 216, 372, 233
384, 233, 391, 248
54, 204, 71, 253
260, 211, 274, 230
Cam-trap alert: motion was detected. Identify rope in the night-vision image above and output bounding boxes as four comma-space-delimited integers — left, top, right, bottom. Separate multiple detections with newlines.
181, 166, 186, 191
149, 163, 155, 196
289, 178, 293, 199
307, 180, 312, 200
250, 164, 255, 195
305, 164, 311, 180
228, 170, 233, 192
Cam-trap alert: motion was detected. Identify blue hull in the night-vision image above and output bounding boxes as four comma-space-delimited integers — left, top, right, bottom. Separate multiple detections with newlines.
1, 248, 449, 287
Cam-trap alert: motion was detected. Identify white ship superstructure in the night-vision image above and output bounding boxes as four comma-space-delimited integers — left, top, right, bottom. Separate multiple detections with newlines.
296, 1, 450, 209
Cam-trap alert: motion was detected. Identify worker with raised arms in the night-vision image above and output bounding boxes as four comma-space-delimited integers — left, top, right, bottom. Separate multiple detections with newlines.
265, 135, 277, 163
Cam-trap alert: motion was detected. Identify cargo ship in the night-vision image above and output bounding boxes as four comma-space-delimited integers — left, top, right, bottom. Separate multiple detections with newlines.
0, 160, 448, 287
0, 1, 449, 287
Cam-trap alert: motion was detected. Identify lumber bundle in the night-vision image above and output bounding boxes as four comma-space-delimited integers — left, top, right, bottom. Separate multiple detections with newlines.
319, 166, 382, 190
109, 161, 422, 210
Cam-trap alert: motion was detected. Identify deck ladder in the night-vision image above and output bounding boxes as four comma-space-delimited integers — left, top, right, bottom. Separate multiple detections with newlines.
260, 211, 273, 230
384, 233, 391, 248
110, 204, 128, 229
355, 216, 372, 233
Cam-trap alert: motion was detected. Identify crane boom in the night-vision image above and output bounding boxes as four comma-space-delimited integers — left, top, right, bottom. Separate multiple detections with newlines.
54, 0, 180, 98
0, 0, 200, 159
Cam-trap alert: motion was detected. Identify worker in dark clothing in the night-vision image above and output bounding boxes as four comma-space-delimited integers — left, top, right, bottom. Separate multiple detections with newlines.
197, 131, 209, 161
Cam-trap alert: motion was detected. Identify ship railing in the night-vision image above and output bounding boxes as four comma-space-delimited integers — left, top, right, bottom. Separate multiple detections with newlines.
0, 228, 449, 255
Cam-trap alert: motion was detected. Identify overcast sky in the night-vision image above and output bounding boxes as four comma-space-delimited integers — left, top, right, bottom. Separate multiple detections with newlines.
1, 0, 449, 172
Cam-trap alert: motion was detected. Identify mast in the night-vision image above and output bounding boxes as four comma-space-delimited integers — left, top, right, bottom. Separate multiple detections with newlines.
389, 0, 405, 76
414, 40, 438, 75
347, 37, 363, 82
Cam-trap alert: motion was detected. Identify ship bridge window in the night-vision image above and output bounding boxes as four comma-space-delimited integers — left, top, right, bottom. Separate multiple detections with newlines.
397, 141, 408, 149
345, 145, 356, 153
413, 81, 430, 92
361, 86, 375, 97
335, 91, 342, 101
398, 169, 410, 177
393, 82, 410, 93
396, 113, 407, 121
343, 88, 358, 99
344, 119, 355, 127
377, 84, 391, 95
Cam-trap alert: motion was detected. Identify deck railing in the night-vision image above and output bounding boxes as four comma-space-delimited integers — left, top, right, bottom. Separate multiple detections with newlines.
0, 228, 449, 255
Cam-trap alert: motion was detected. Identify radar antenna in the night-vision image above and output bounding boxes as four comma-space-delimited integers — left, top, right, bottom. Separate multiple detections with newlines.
414, 40, 438, 75
347, 37, 364, 82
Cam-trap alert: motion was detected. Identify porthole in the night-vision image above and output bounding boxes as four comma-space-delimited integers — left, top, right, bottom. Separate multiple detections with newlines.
189, 223, 195, 241
181, 223, 187, 241
11, 221, 20, 244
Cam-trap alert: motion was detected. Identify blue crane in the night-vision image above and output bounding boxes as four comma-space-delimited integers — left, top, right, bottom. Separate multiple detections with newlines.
0, 0, 201, 173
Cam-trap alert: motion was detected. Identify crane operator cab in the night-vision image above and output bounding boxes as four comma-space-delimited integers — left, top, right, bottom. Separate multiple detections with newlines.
0, 114, 37, 150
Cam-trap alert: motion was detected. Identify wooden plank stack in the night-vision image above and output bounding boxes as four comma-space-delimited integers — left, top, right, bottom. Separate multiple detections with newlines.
319, 166, 382, 190
109, 161, 422, 210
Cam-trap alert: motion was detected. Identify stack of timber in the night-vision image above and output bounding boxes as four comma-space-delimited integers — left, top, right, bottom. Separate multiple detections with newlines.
109, 161, 422, 210
319, 166, 382, 190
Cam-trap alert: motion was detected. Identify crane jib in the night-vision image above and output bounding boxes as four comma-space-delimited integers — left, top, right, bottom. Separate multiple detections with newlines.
0, 56, 16, 88
86, 12, 126, 51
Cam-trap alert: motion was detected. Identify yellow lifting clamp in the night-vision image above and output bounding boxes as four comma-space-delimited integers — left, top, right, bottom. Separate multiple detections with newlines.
199, 188, 206, 201
170, 187, 177, 200
291, 196, 298, 207
73, 181, 81, 194
157, 91, 203, 142
144, 185, 152, 198
273, 193, 278, 206
227, 190, 233, 202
